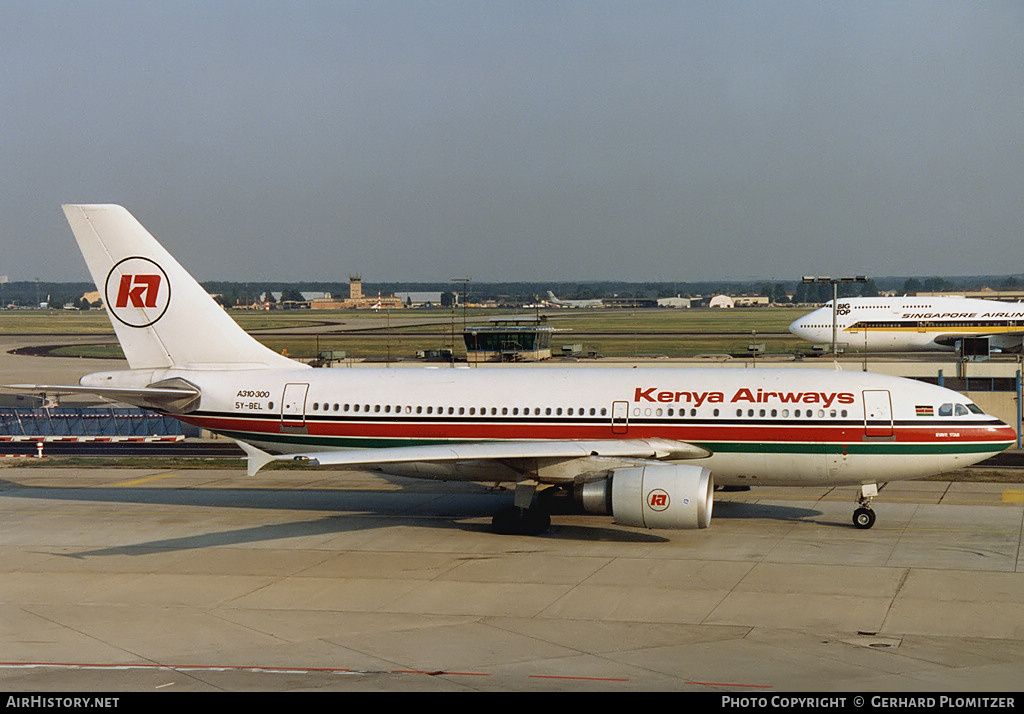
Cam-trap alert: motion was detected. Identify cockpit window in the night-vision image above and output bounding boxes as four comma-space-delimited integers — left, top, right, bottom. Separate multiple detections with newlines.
938, 403, 953, 417
966, 403, 984, 414
955, 404, 969, 416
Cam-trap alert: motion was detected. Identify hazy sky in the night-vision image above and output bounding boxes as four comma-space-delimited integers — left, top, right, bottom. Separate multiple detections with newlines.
3, 1, 1023, 283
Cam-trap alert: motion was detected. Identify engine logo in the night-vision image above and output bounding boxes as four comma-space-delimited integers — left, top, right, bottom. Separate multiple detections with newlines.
647, 489, 670, 511
105, 256, 170, 328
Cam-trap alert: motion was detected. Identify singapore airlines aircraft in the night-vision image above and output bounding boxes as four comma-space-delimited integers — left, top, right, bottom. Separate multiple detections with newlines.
790, 296, 1024, 352
545, 291, 604, 308
9, 206, 1016, 535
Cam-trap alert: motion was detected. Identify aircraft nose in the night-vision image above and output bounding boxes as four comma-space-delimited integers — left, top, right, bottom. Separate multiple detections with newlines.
994, 421, 1019, 446
789, 315, 811, 339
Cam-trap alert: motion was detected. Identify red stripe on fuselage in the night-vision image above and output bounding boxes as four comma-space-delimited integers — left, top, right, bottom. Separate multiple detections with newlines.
180, 413, 1011, 446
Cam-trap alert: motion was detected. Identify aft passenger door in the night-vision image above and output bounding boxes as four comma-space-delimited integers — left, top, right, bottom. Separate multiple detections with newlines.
863, 390, 893, 438
281, 383, 309, 430
611, 401, 629, 434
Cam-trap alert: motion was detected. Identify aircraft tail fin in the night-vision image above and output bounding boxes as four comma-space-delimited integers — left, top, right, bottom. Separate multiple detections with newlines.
63, 204, 300, 370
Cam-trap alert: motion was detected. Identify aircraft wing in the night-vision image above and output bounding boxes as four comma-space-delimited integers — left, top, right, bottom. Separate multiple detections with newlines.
237, 438, 712, 477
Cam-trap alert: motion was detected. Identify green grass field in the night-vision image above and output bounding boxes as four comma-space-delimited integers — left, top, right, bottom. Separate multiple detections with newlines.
0, 306, 817, 360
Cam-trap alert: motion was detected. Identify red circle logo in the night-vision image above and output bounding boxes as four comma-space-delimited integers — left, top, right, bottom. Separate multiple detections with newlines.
647, 489, 670, 511
105, 257, 170, 328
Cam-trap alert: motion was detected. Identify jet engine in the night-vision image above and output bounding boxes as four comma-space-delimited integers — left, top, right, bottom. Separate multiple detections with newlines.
577, 464, 713, 529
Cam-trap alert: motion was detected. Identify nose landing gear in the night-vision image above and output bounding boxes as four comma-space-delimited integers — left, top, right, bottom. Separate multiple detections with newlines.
852, 483, 883, 529
853, 506, 876, 529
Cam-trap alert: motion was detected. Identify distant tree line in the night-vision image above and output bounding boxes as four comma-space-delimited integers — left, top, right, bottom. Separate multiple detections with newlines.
4, 274, 1024, 310
790, 279, 880, 305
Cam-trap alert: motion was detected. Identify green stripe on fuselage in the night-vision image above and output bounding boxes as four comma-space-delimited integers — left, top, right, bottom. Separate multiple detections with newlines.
217, 429, 1009, 456
694, 441, 1008, 455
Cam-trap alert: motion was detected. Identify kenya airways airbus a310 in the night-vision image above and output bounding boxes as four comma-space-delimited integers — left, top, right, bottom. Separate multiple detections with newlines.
8, 205, 1016, 535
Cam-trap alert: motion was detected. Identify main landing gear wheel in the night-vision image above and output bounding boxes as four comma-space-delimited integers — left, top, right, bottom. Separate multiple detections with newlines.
852, 507, 876, 530
491, 506, 551, 536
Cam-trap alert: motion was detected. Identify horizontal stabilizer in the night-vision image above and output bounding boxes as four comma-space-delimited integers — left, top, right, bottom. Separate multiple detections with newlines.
3, 381, 201, 413
237, 438, 712, 477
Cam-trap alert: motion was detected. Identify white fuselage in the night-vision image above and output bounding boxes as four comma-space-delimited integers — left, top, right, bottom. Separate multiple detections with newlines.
83, 364, 1016, 488
789, 297, 1024, 352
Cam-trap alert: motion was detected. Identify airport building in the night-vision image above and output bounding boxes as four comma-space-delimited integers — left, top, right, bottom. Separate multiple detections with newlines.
462, 318, 554, 363
309, 275, 403, 310
656, 296, 691, 308
734, 295, 770, 307
917, 288, 1024, 302
394, 291, 444, 307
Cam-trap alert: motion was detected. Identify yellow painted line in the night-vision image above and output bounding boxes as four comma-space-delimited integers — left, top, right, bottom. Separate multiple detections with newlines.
1002, 489, 1024, 503
106, 473, 180, 487
848, 327, 1024, 334
726, 492, 1020, 506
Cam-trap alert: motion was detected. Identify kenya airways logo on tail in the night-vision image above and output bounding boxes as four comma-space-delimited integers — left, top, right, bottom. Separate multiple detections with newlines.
104, 257, 170, 327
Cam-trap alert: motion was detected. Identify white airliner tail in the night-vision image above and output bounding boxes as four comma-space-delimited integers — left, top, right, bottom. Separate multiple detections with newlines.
63, 204, 300, 370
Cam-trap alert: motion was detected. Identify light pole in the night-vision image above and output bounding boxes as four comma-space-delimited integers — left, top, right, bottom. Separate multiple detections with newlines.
801, 275, 867, 355
451, 278, 470, 366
